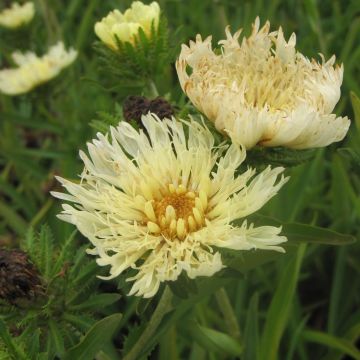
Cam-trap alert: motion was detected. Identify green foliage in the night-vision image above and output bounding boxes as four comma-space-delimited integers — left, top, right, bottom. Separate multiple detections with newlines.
0, 0, 359, 359
90, 104, 123, 133
0, 226, 121, 358
185, 320, 243, 356
64, 313, 122, 360
246, 146, 318, 168
93, 16, 171, 89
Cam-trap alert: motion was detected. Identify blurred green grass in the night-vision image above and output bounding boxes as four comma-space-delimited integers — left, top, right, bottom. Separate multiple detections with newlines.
0, 0, 359, 358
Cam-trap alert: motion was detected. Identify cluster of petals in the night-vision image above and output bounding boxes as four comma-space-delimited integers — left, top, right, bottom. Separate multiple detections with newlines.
0, 42, 77, 95
53, 114, 288, 297
176, 18, 350, 149
0, 2, 35, 29
94, 1, 160, 50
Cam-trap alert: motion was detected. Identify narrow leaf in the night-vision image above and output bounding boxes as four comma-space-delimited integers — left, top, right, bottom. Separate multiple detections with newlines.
243, 293, 260, 360
0, 319, 27, 360
187, 321, 243, 356
68, 294, 121, 311
302, 330, 360, 360
48, 319, 65, 357
350, 91, 360, 132
259, 245, 306, 360
64, 313, 122, 360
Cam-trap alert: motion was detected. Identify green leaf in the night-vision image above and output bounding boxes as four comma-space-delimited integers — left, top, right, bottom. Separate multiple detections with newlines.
64, 314, 122, 360
245, 215, 355, 245
51, 230, 77, 277
243, 293, 260, 360
259, 245, 306, 360
337, 148, 360, 172
186, 321, 243, 356
0, 319, 28, 360
38, 225, 54, 279
350, 91, 360, 132
222, 246, 291, 273
0, 201, 27, 236
302, 330, 360, 360
26, 328, 40, 359
168, 272, 198, 299
48, 320, 65, 357
246, 146, 317, 167
62, 313, 95, 332
68, 294, 121, 311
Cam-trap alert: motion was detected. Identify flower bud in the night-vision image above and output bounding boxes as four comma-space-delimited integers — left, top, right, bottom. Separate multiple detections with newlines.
0, 2, 35, 29
94, 1, 160, 50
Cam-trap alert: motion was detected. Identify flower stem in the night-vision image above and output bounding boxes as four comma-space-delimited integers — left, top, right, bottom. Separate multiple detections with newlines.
37, 0, 61, 44
123, 286, 173, 360
147, 80, 159, 98
215, 287, 241, 341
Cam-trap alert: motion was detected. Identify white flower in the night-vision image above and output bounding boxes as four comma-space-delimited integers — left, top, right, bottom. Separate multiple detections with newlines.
52, 114, 288, 298
94, 1, 160, 50
0, 42, 77, 95
176, 18, 350, 149
0, 2, 35, 29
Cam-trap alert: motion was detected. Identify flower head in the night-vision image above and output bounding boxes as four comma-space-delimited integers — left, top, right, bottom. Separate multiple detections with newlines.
95, 1, 160, 50
0, 41, 77, 95
176, 18, 350, 149
52, 114, 288, 298
0, 2, 35, 29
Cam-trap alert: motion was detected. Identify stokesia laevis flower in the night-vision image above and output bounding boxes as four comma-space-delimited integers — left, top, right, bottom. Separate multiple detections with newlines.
95, 1, 160, 50
0, 42, 77, 95
52, 114, 288, 298
176, 18, 350, 149
0, 2, 35, 29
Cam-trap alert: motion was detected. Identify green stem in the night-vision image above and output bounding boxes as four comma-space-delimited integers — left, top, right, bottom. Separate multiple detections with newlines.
123, 286, 173, 360
37, 0, 61, 44
215, 2, 229, 30
215, 287, 241, 341
147, 80, 159, 98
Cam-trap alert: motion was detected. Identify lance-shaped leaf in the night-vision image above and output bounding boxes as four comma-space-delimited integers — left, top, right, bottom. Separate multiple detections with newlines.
64, 313, 122, 360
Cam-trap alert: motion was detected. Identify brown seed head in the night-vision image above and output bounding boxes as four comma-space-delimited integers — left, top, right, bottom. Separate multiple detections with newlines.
0, 249, 43, 305
123, 95, 174, 128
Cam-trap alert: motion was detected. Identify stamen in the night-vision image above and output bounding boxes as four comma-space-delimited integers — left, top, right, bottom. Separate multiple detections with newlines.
144, 201, 157, 222
165, 205, 176, 222
168, 184, 176, 193
140, 181, 153, 200
144, 185, 208, 240
195, 197, 204, 213
176, 219, 186, 239
147, 221, 161, 234
188, 215, 197, 231
199, 189, 208, 209
193, 208, 203, 226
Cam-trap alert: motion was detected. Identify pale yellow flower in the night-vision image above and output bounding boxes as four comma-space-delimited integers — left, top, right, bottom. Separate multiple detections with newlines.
52, 114, 288, 298
0, 42, 77, 95
94, 1, 160, 50
176, 18, 350, 149
0, 2, 35, 29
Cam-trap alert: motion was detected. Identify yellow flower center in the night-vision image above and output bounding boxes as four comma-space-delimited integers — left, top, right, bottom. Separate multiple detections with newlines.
144, 184, 208, 240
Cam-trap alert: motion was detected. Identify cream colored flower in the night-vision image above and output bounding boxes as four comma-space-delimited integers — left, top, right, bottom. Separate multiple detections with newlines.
176, 18, 350, 149
94, 1, 160, 50
52, 114, 288, 298
0, 2, 35, 29
0, 42, 77, 95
